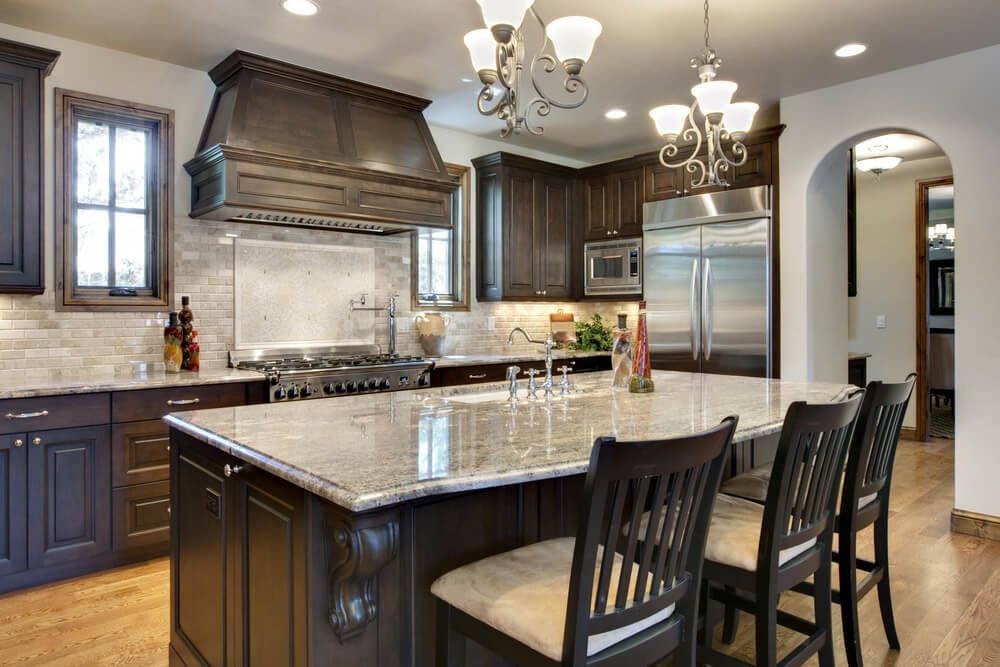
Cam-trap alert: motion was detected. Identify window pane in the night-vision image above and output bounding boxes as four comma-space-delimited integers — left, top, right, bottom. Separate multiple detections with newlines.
115, 127, 148, 209
431, 238, 450, 295
114, 212, 148, 288
76, 209, 109, 286
76, 121, 109, 205
417, 235, 431, 295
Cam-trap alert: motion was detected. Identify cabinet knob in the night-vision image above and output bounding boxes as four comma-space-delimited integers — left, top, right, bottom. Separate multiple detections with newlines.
541, 290, 547, 296
606, 230, 612, 236
13, 438, 23, 448
31, 437, 42, 446
223, 463, 244, 478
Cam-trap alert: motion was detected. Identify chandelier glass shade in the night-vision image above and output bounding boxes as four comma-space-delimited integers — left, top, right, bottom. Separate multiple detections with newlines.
648, 0, 759, 188
463, 1, 602, 136
856, 156, 902, 174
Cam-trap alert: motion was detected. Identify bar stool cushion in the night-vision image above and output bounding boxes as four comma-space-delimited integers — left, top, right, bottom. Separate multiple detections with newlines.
720, 465, 878, 511
430, 537, 675, 661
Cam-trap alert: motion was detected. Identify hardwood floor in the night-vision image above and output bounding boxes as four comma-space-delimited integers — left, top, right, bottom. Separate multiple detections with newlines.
0, 438, 995, 666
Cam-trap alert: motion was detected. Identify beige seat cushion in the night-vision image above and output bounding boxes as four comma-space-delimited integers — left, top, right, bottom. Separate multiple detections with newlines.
636, 495, 816, 572
430, 537, 675, 661
720, 465, 878, 512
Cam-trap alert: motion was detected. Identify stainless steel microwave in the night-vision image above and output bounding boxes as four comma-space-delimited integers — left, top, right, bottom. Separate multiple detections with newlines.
584, 238, 642, 296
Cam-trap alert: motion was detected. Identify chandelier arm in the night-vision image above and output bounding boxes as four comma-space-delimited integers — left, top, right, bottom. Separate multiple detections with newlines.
657, 105, 703, 169
476, 85, 507, 117
715, 140, 749, 168
526, 8, 589, 112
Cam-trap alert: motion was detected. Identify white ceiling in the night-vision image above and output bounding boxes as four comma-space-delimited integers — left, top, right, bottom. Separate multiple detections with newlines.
3, 0, 999, 163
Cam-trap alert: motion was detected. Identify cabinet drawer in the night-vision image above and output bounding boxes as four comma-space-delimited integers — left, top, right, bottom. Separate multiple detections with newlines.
112, 420, 170, 487
0, 393, 109, 435
112, 480, 170, 553
112, 383, 248, 423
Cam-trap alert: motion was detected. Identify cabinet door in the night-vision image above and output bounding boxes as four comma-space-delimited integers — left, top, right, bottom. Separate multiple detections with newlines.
172, 437, 230, 667
612, 168, 644, 238
644, 162, 685, 201
728, 141, 773, 189
503, 167, 539, 298
231, 469, 307, 667
583, 175, 612, 241
27, 425, 110, 569
537, 174, 573, 299
476, 166, 504, 301
0, 56, 49, 293
0, 433, 26, 575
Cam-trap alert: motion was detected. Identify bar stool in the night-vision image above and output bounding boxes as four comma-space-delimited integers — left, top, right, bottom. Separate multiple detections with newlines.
696, 394, 864, 667
431, 417, 738, 666
719, 375, 916, 666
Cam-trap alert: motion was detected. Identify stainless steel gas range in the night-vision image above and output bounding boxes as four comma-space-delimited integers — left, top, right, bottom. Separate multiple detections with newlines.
230, 345, 434, 402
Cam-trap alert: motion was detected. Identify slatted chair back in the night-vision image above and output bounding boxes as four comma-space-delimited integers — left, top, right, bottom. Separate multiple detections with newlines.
562, 417, 738, 664
842, 374, 917, 517
759, 393, 864, 571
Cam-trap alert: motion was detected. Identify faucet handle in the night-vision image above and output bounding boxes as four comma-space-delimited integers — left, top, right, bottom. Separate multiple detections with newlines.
506, 365, 521, 380
558, 366, 572, 395
526, 368, 540, 398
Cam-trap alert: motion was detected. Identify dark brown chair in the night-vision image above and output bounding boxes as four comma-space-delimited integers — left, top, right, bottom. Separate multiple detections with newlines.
697, 394, 864, 667
719, 375, 916, 666
431, 417, 738, 666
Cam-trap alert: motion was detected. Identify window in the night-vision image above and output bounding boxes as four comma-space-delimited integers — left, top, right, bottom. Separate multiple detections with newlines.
56, 89, 173, 310
411, 164, 470, 310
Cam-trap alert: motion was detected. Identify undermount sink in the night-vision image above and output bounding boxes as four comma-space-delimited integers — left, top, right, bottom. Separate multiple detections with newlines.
446, 390, 586, 405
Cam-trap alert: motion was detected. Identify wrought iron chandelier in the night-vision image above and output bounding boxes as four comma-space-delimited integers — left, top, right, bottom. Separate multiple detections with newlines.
648, 0, 758, 189
463, 1, 602, 137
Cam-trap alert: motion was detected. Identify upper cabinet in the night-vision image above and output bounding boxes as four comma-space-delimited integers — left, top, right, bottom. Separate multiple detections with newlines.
0, 39, 59, 293
473, 153, 574, 301
582, 167, 643, 241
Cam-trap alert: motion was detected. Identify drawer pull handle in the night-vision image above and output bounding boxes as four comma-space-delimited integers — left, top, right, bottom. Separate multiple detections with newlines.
467, 373, 488, 379
13, 438, 23, 448
166, 398, 200, 406
5, 410, 49, 420
223, 464, 244, 477
31, 437, 42, 446
166, 505, 171, 515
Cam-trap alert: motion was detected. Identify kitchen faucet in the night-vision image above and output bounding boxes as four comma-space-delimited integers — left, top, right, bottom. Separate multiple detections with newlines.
507, 327, 555, 396
350, 294, 398, 356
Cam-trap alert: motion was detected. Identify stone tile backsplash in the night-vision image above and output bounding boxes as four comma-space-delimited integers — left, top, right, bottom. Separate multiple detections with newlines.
0, 217, 636, 383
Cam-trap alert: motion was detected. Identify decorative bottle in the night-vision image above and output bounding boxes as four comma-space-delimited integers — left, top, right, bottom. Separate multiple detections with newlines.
610, 313, 632, 389
163, 312, 183, 373
629, 301, 655, 393
179, 296, 197, 371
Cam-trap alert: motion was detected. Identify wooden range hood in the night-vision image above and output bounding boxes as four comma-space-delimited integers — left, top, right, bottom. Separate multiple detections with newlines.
184, 51, 457, 234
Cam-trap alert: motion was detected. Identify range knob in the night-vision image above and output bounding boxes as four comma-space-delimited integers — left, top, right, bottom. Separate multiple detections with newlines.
344, 380, 357, 393
274, 386, 287, 400
323, 383, 336, 395
301, 383, 314, 398
378, 378, 391, 390
418, 374, 430, 387
359, 379, 371, 391
335, 382, 347, 394
287, 385, 300, 399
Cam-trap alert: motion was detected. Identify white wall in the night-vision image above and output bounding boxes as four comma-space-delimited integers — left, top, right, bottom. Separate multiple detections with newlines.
849, 156, 952, 427
779, 44, 1000, 519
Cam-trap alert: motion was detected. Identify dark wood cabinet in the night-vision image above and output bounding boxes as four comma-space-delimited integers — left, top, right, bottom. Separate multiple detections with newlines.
644, 161, 685, 201
27, 425, 111, 569
582, 167, 644, 242
0, 434, 26, 576
0, 40, 59, 294
171, 433, 307, 667
431, 355, 611, 387
473, 153, 575, 301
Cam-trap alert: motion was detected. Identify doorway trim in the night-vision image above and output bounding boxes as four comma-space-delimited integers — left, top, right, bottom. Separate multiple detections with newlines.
915, 175, 954, 441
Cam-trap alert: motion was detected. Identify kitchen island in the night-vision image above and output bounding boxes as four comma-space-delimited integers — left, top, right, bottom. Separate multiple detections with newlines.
165, 370, 851, 666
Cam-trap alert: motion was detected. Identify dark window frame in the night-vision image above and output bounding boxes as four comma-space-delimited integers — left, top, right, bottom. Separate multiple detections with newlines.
410, 163, 470, 311
55, 89, 173, 311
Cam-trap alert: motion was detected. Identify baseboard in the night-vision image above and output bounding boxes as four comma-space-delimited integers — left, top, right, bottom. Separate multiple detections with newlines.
951, 508, 1000, 541
900, 426, 918, 441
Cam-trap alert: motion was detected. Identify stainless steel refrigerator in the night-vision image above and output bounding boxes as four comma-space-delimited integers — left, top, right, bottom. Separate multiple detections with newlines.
642, 185, 772, 377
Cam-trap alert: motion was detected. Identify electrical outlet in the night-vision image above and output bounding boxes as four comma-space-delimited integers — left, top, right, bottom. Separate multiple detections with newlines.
876, 315, 887, 329
487, 316, 496, 332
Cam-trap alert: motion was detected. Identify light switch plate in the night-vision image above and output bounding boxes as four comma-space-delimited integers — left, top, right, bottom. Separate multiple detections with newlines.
487, 316, 496, 331
876, 315, 887, 329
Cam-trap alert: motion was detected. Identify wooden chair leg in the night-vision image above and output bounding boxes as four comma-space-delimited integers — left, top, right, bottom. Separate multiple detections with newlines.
721, 585, 740, 644
436, 600, 465, 667
815, 555, 836, 667
754, 590, 778, 667
838, 532, 864, 667
676, 584, 700, 667
874, 515, 901, 650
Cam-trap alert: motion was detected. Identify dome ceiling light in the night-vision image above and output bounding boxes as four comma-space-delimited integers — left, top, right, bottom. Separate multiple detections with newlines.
282, 0, 319, 17
463, 1, 602, 137
648, 0, 759, 189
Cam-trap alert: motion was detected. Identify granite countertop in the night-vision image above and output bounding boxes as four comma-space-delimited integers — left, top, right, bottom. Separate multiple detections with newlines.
165, 370, 852, 513
430, 350, 611, 368
0, 368, 265, 400
849, 352, 872, 361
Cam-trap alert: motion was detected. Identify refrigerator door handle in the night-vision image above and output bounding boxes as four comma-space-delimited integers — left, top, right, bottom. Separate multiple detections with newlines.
703, 257, 714, 360
690, 258, 700, 361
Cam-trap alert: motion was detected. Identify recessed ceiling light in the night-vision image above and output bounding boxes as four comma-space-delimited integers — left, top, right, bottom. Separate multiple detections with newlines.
282, 0, 319, 16
605, 109, 627, 120
835, 43, 867, 58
